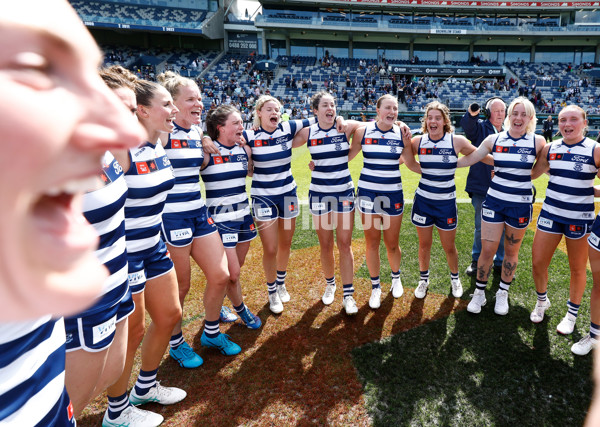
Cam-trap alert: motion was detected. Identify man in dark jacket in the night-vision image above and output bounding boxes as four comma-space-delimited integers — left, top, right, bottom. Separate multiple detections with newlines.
460, 98, 506, 277
543, 115, 554, 142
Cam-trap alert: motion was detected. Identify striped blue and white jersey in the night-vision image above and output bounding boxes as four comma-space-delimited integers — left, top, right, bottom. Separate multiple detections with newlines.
542, 137, 598, 224
0, 317, 69, 426
200, 142, 250, 223
245, 118, 313, 198
488, 131, 537, 206
357, 122, 404, 193
307, 123, 353, 195
124, 142, 175, 260
163, 123, 205, 218
81, 151, 128, 311
416, 133, 458, 201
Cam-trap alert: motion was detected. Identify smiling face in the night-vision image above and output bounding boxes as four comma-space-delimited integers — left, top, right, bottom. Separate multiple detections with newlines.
488, 99, 506, 131
425, 108, 445, 139
376, 97, 398, 129
314, 94, 336, 127
257, 100, 281, 131
218, 112, 244, 145
137, 85, 179, 142
173, 83, 202, 129
558, 106, 587, 143
507, 103, 531, 136
0, 0, 145, 319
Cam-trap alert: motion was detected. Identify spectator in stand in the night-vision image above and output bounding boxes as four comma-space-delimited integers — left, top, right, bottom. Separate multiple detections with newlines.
461, 98, 506, 277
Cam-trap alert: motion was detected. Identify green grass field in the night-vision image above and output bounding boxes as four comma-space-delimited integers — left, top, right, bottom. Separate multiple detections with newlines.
79, 146, 595, 426
292, 148, 593, 425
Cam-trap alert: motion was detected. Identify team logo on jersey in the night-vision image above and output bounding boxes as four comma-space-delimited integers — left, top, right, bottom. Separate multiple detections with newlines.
496, 146, 509, 153
365, 138, 378, 145
574, 162, 583, 172
395, 203, 403, 210
100, 170, 111, 184
135, 162, 150, 174
442, 155, 449, 163
207, 217, 215, 225
289, 203, 297, 212
214, 155, 231, 164
421, 148, 433, 155
342, 200, 352, 206
335, 143, 342, 151
518, 217, 528, 224
281, 141, 288, 151
447, 217, 456, 225
250, 223, 256, 231
520, 154, 529, 162
310, 139, 323, 146
549, 153, 563, 161
171, 139, 189, 149
390, 146, 397, 154
570, 225, 583, 232
255, 139, 266, 147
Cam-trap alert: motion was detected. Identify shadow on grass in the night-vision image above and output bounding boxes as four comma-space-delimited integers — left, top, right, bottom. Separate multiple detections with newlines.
353, 301, 594, 426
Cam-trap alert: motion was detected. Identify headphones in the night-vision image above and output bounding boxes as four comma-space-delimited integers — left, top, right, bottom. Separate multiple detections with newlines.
483, 96, 505, 119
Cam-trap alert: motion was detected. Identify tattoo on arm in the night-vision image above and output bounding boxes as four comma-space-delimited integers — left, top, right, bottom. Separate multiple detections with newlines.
505, 233, 522, 245
502, 260, 517, 279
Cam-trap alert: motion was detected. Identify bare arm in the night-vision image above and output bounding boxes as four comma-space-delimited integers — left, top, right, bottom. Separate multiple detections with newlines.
202, 135, 219, 154
454, 135, 494, 166
244, 145, 253, 176
401, 135, 421, 174
292, 126, 309, 148
338, 118, 363, 138
396, 120, 412, 143
456, 134, 494, 168
531, 144, 550, 180
349, 126, 365, 162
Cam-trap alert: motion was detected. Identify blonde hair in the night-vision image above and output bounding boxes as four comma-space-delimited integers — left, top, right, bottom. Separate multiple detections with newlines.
157, 70, 199, 101
99, 65, 136, 91
252, 95, 282, 128
558, 104, 588, 135
420, 101, 454, 134
505, 96, 537, 134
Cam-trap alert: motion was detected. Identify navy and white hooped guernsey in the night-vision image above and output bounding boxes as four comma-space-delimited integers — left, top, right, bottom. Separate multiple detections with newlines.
79, 151, 128, 313
163, 123, 205, 218
124, 142, 175, 260
416, 133, 458, 201
307, 123, 353, 195
541, 137, 598, 224
357, 122, 404, 193
0, 317, 72, 426
245, 118, 313, 198
200, 142, 250, 223
487, 131, 537, 206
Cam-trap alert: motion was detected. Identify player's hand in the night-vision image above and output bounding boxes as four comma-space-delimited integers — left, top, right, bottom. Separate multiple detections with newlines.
308, 160, 315, 171
202, 136, 219, 154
